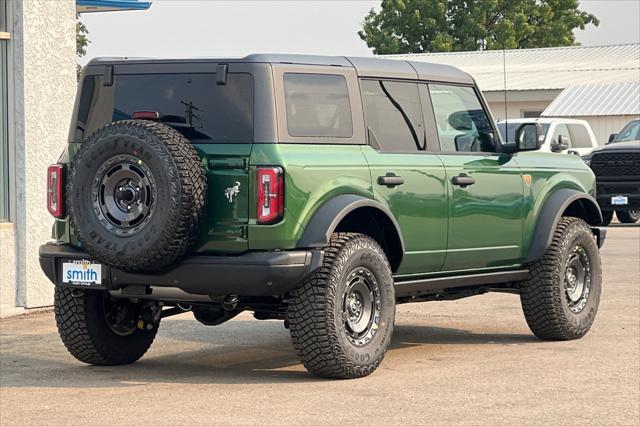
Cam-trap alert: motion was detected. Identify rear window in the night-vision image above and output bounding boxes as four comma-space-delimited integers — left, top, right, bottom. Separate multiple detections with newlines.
75, 73, 254, 142
283, 73, 353, 138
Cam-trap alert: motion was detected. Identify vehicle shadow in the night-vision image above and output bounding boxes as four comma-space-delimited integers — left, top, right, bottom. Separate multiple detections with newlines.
0, 318, 539, 388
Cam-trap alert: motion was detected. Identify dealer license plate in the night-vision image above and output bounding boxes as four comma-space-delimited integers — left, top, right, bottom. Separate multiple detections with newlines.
611, 195, 628, 206
62, 260, 102, 286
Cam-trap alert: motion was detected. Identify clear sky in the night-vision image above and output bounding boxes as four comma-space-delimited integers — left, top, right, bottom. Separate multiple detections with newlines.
80, 0, 640, 64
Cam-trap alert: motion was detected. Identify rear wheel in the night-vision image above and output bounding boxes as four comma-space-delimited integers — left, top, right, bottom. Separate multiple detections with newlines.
288, 233, 395, 379
601, 210, 613, 226
520, 217, 602, 340
54, 287, 160, 365
616, 209, 640, 224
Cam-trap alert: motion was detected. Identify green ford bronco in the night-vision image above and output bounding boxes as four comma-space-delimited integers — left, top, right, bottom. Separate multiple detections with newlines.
41, 54, 606, 379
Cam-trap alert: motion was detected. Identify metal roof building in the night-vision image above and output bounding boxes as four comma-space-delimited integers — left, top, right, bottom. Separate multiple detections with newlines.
385, 44, 640, 144
384, 44, 639, 92
543, 82, 640, 117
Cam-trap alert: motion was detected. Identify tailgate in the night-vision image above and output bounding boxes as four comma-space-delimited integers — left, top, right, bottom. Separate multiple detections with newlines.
193, 143, 251, 253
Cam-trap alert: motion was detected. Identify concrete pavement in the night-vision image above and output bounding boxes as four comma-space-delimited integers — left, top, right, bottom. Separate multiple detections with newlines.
1, 225, 638, 425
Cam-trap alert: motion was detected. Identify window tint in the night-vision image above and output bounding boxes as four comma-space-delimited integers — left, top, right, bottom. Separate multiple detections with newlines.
428, 84, 497, 153
283, 73, 352, 138
551, 124, 572, 148
360, 80, 425, 152
568, 124, 593, 148
76, 73, 254, 142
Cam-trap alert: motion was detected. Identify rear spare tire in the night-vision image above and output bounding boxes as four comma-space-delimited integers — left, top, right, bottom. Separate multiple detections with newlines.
67, 120, 206, 272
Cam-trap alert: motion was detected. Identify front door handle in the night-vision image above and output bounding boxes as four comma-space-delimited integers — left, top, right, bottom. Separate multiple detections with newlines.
377, 173, 405, 187
451, 174, 475, 187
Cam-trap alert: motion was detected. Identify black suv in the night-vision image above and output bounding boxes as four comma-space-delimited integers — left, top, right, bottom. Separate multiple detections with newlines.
586, 119, 640, 225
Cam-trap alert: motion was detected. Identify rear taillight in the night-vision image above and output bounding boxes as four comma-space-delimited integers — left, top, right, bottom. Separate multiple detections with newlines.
47, 164, 64, 218
257, 166, 284, 224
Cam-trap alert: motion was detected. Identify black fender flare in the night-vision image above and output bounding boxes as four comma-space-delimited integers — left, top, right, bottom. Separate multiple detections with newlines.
296, 194, 405, 253
525, 189, 603, 263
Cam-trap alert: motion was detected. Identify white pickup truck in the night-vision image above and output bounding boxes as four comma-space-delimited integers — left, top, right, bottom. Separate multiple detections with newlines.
497, 118, 599, 156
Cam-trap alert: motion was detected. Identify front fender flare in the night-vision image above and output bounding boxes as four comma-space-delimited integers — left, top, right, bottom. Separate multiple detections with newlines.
296, 194, 405, 253
525, 189, 603, 263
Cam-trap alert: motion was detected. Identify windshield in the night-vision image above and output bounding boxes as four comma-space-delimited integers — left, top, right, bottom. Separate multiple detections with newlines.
613, 120, 640, 143
497, 122, 550, 143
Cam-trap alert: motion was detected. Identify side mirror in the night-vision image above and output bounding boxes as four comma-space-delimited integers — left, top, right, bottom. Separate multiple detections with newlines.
550, 134, 569, 152
607, 133, 618, 144
515, 123, 544, 151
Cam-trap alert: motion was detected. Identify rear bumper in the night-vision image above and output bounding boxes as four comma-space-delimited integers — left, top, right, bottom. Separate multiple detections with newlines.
39, 242, 323, 297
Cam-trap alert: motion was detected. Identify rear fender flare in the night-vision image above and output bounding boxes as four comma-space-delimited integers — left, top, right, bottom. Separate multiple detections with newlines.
296, 194, 405, 253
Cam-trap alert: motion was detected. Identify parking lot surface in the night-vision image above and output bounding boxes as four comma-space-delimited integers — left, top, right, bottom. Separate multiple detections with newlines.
1, 225, 638, 425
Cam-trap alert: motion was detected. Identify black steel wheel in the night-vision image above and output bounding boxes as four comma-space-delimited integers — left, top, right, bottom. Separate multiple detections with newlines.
601, 210, 613, 226
563, 245, 592, 314
288, 233, 395, 379
616, 209, 640, 224
67, 120, 206, 272
93, 155, 156, 236
342, 267, 381, 346
520, 217, 602, 340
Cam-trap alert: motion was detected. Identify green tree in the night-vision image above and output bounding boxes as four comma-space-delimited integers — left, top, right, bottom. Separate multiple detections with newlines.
358, 0, 599, 54
76, 15, 89, 80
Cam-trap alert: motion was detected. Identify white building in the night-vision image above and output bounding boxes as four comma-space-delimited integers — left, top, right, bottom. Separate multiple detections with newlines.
0, 0, 150, 315
386, 44, 640, 144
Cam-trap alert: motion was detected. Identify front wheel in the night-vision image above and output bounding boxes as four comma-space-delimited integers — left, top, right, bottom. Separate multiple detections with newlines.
54, 287, 160, 365
288, 233, 395, 379
616, 209, 640, 224
520, 217, 602, 340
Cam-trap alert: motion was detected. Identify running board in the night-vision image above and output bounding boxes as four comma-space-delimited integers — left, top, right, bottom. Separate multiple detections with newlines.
394, 269, 529, 298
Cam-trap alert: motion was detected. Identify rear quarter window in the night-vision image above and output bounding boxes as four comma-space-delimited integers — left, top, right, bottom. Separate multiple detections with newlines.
283, 73, 353, 138
75, 73, 254, 143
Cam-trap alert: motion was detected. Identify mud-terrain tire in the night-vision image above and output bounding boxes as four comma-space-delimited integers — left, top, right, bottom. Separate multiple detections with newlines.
67, 120, 206, 272
54, 287, 159, 365
520, 217, 602, 340
601, 210, 613, 226
288, 233, 395, 379
616, 209, 640, 224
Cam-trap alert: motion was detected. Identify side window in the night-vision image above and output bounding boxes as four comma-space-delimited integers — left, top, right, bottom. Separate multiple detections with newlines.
428, 84, 497, 153
568, 124, 593, 148
551, 124, 572, 148
360, 79, 425, 152
283, 73, 353, 138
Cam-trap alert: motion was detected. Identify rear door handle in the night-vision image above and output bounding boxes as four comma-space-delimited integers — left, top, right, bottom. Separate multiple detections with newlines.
377, 173, 405, 187
451, 174, 475, 187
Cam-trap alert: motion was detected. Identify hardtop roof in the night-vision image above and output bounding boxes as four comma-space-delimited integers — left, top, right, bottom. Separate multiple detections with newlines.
86, 53, 474, 84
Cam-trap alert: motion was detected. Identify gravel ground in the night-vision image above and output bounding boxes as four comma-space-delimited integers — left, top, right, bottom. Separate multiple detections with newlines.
1, 224, 638, 425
